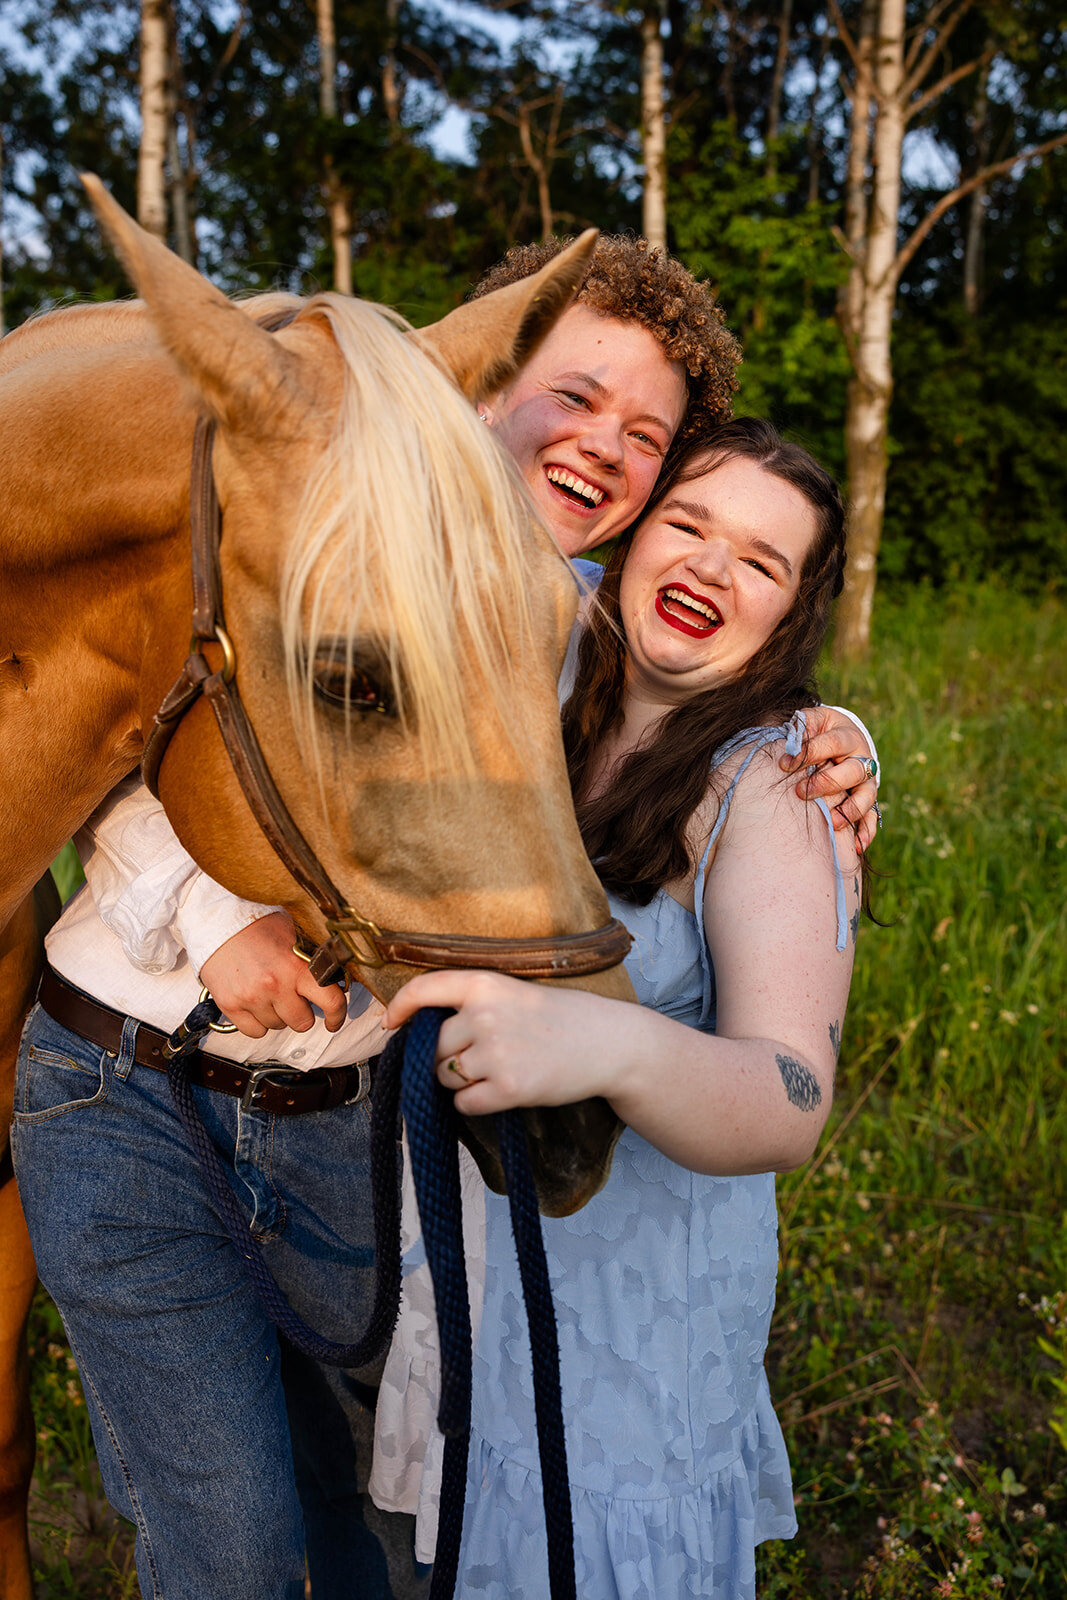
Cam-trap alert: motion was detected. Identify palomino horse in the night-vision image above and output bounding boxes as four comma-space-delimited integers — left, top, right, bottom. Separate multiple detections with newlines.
0, 179, 633, 1597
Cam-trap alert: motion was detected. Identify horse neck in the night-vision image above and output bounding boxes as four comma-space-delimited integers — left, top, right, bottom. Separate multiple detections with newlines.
0, 312, 193, 571
0, 314, 199, 921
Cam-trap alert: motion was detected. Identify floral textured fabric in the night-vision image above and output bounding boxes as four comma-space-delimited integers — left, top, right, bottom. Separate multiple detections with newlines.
451, 721, 839, 1599
371, 716, 846, 1595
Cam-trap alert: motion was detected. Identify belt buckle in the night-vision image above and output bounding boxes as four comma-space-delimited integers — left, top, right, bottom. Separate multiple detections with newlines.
342, 1061, 371, 1106
240, 1063, 305, 1113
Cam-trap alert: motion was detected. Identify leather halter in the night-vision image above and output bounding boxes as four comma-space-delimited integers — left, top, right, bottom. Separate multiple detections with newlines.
141, 369, 631, 987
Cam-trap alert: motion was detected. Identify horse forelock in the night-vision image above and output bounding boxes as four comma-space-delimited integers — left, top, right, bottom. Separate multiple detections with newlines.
280, 293, 569, 789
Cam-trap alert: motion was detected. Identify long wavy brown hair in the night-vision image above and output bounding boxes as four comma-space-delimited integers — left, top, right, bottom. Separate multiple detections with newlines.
562, 418, 848, 904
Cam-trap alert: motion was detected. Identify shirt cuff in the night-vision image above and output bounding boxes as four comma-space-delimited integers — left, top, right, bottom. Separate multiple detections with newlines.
176, 873, 285, 981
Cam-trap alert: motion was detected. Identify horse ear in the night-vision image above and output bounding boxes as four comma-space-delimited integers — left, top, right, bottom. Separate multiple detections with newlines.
414, 230, 599, 402
80, 174, 304, 433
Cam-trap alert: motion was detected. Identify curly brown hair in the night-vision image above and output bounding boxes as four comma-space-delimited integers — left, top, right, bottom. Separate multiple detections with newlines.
471, 235, 741, 442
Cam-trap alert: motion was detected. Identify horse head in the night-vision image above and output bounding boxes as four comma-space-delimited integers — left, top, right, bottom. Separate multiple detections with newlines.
80, 177, 632, 1216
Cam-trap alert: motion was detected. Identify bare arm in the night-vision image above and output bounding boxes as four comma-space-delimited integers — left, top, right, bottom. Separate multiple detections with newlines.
383, 746, 857, 1176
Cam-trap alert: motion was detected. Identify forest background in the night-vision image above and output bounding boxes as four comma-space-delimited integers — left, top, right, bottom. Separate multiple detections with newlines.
2, 1, 1067, 1596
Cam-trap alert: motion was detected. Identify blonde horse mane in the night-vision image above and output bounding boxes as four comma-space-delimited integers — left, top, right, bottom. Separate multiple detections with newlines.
280, 293, 567, 788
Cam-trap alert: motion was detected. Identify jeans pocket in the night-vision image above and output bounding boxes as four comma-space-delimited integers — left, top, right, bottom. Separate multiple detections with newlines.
15, 1011, 110, 1123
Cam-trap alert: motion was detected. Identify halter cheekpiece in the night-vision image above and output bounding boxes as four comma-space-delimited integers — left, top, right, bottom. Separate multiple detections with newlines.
141, 313, 630, 989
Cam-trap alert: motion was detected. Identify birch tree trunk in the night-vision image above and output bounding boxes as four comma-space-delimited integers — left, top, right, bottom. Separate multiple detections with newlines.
317, 0, 352, 294
828, 0, 1067, 658
835, 0, 905, 662
838, 0, 877, 349
641, 3, 668, 251
138, 0, 169, 239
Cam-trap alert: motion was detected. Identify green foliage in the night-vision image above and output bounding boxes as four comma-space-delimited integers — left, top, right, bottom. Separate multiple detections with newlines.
754, 579, 1067, 1595
669, 124, 850, 474
49, 844, 84, 904
1, 5, 140, 320
884, 305, 1067, 591
28, 1296, 137, 1597
1021, 1291, 1067, 1457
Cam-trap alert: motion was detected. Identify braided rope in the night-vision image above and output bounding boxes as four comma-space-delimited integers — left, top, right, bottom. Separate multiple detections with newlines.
399, 1009, 470, 1600
401, 1008, 575, 1600
496, 1111, 576, 1600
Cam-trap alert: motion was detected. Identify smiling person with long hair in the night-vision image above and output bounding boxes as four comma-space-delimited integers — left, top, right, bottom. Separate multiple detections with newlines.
382, 417, 860, 1599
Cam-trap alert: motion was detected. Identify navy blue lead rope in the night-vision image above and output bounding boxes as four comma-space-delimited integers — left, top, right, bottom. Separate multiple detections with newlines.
164, 1001, 575, 1600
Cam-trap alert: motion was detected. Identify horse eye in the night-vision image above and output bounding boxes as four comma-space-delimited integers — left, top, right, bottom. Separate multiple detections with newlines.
311, 648, 396, 717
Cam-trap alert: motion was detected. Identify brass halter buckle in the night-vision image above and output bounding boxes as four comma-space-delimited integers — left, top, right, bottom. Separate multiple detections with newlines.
325, 908, 387, 969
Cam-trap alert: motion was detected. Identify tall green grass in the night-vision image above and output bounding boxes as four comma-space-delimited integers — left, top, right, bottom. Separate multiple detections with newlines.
758, 581, 1067, 1596
26, 580, 1067, 1596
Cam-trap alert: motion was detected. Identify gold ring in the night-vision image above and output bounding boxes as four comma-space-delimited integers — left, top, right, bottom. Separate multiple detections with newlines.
447, 1057, 472, 1084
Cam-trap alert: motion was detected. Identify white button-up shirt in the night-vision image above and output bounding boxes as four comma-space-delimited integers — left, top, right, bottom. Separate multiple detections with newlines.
46, 774, 385, 1068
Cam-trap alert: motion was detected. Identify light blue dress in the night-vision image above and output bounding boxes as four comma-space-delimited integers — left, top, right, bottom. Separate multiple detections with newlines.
456, 719, 848, 1599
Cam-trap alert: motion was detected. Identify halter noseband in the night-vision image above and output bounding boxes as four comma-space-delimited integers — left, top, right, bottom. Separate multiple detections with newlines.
141, 396, 630, 989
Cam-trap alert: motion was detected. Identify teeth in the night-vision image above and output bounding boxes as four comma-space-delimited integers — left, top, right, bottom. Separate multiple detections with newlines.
546, 467, 604, 507
664, 587, 720, 625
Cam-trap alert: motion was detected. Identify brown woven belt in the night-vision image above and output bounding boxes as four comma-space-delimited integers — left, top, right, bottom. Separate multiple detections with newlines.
37, 966, 375, 1116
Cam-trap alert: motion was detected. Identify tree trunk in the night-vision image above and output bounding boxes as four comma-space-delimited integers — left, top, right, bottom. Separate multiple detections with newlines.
719, 2, 739, 131
517, 97, 558, 242
138, 0, 169, 239
835, 0, 905, 662
163, 0, 195, 265
829, 0, 1067, 659
765, 0, 794, 174
166, 114, 194, 263
806, 24, 830, 206
383, 0, 401, 129
316, 0, 351, 294
641, 3, 668, 250
963, 53, 991, 316
838, 0, 877, 352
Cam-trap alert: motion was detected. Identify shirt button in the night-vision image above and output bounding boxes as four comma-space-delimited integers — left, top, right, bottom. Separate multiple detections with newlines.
291, 1048, 306, 1061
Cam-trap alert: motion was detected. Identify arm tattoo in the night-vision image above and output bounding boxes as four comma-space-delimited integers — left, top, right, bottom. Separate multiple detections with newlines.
776, 1053, 823, 1113
850, 907, 860, 946
829, 1020, 841, 1060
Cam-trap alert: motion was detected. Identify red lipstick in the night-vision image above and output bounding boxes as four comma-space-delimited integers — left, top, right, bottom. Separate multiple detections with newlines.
654, 584, 722, 639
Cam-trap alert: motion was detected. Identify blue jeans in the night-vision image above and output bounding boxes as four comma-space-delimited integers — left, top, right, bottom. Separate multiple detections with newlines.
11, 1002, 430, 1600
